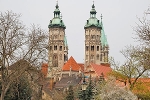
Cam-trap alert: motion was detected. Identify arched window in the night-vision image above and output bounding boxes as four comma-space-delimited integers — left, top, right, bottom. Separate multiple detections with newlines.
100, 54, 102, 61
91, 46, 94, 51
97, 35, 99, 40
54, 45, 57, 50
50, 46, 52, 51
97, 54, 99, 60
64, 54, 68, 61
59, 46, 62, 51
86, 46, 89, 51
97, 46, 99, 51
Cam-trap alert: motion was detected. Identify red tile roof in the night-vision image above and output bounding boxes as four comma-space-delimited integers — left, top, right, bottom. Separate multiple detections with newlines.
132, 78, 150, 95
132, 78, 150, 83
90, 63, 112, 77
77, 63, 84, 71
62, 56, 82, 71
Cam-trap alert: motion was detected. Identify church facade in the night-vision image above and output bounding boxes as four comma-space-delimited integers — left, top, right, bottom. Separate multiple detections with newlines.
47, 2, 109, 77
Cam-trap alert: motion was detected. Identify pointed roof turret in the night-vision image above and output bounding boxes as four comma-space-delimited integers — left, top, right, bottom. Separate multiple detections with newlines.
48, 1, 66, 28
54, 1, 60, 17
100, 15, 108, 48
64, 35, 68, 46
84, 2, 101, 29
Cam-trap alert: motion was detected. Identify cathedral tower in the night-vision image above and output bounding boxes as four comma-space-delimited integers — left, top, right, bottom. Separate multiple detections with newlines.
48, 2, 68, 74
84, 3, 109, 67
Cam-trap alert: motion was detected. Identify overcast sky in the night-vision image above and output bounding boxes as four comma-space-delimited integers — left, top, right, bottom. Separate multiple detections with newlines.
0, 0, 150, 64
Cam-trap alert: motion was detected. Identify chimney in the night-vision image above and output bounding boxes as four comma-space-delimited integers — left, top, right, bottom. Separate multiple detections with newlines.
50, 77, 54, 90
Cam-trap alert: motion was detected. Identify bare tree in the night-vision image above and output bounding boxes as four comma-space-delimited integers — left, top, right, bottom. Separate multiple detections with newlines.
24, 24, 48, 66
110, 45, 150, 90
109, 7, 150, 91
134, 8, 150, 46
0, 11, 48, 100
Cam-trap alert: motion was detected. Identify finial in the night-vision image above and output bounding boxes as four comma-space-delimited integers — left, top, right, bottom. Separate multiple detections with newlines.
100, 14, 103, 22
92, 0, 95, 8
56, 0, 59, 8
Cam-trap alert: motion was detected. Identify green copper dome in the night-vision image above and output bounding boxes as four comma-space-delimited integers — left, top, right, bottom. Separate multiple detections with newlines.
48, 3, 66, 28
84, 18, 101, 28
84, 3, 101, 29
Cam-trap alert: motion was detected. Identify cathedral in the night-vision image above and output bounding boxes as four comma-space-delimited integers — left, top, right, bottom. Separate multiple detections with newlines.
40, 2, 150, 99
41, 2, 110, 91
47, 2, 109, 74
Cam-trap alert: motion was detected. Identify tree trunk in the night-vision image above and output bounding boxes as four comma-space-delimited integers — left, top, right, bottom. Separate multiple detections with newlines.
0, 92, 5, 100
1, 85, 6, 100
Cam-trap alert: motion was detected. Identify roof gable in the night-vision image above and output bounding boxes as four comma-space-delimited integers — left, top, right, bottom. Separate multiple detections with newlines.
77, 63, 84, 71
62, 56, 81, 71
